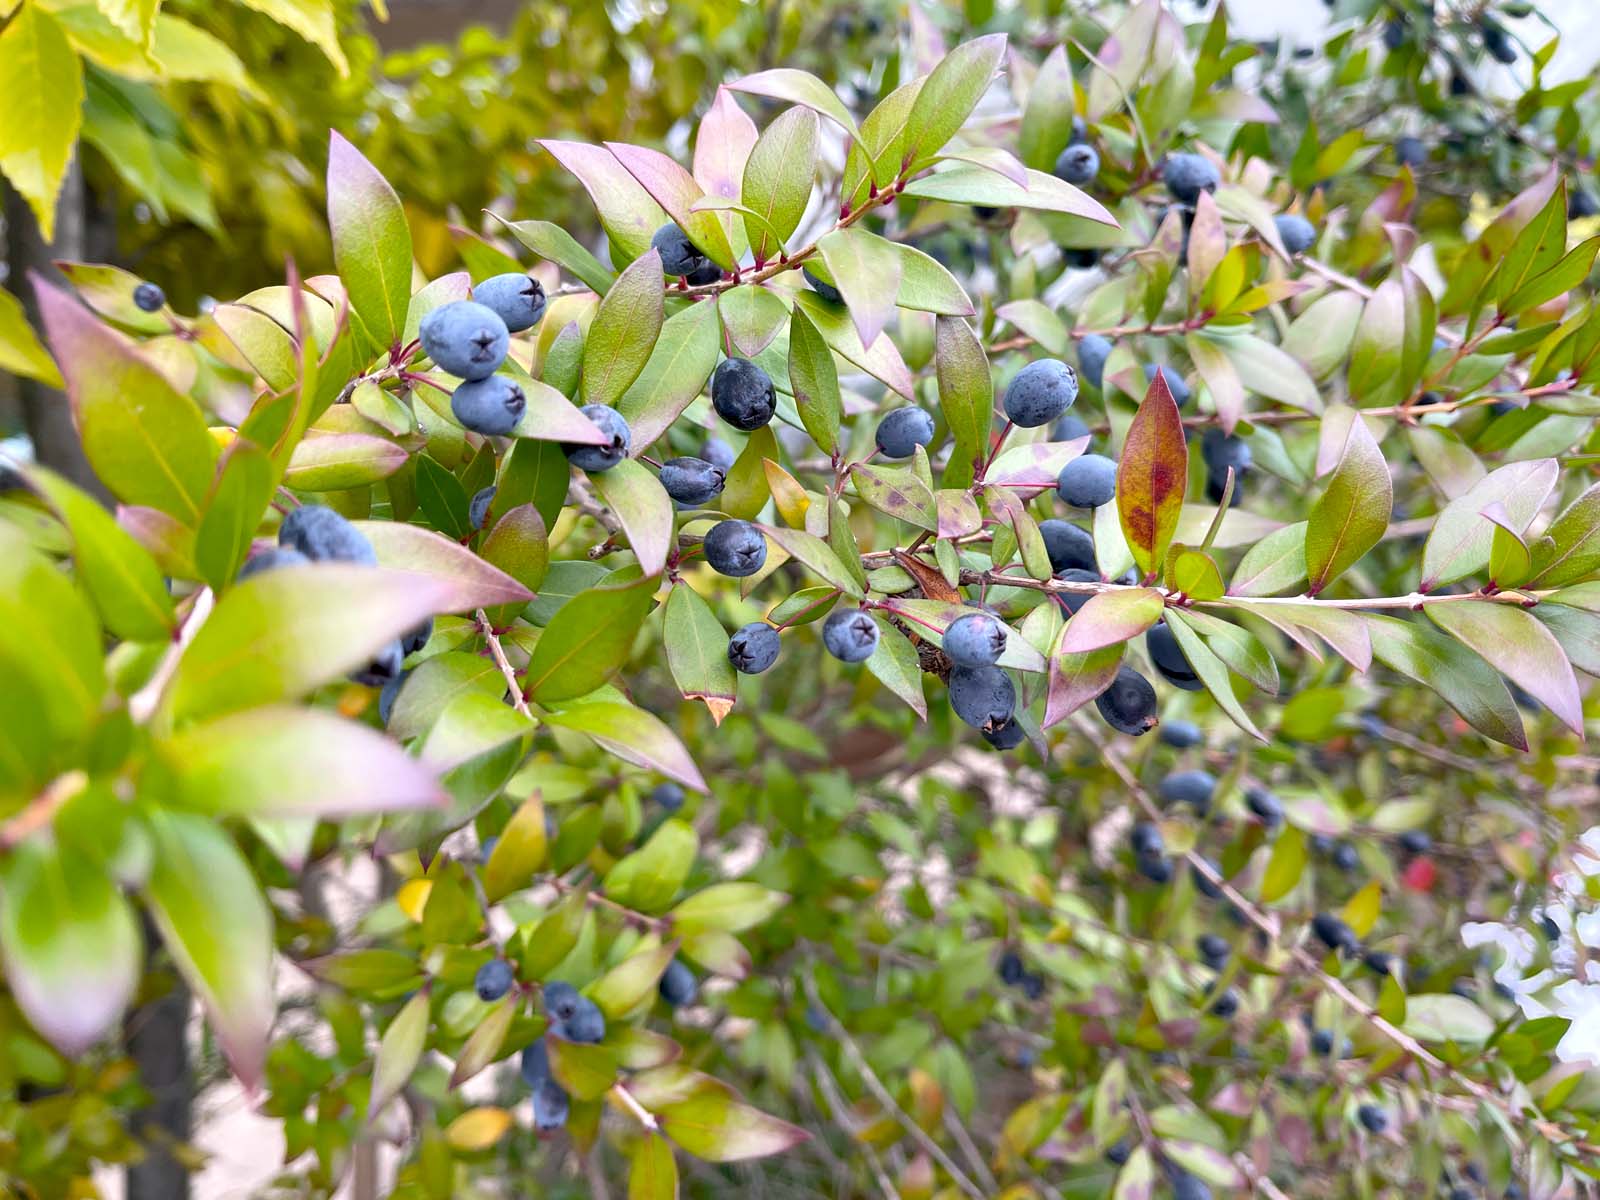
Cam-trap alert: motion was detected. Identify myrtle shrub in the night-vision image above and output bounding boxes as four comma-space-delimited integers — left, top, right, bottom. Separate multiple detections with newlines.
6, 1, 1600, 1198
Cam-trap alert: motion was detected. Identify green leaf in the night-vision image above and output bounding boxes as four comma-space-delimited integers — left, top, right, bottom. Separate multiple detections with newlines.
1529, 481, 1600, 587
864, 614, 927, 718
214, 303, 299, 392
608, 142, 736, 270
817, 227, 901, 348
483, 795, 548, 902
1366, 615, 1525, 750
285, 432, 407, 492
792, 291, 913, 399
0, 5, 83, 241
935, 316, 991, 488
1403, 993, 1495, 1045
759, 525, 863, 598
1017, 46, 1075, 171
670, 882, 787, 936
143, 809, 275, 1087
851, 462, 937, 531
167, 564, 459, 722
1043, 635, 1123, 729
1420, 459, 1557, 591
159, 705, 445, 818
618, 300, 724, 449
357, 520, 536, 611
663, 583, 737, 722
548, 1037, 619, 1101
892, 242, 975, 316
195, 442, 276, 591
658, 1090, 810, 1162
900, 166, 1117, 225
27, 465, 174, 640
995, 300, 1071, 357
583, 250, 665, 407
0, 839, 141, 1058
1175, 608, 1278, 694
369, 989, 431, 1119
840, 80, 923, 212
1163, 611, 1266, 742
539, 140, 670, 267
1504, 236, 1600, 318
1305, 411, 1390, 595
592, 940, 680, 1019
0, 287, 61, 386
542, 698, 706, 794
235, 0, 347, 74
717, 285, 788, 358
1426, 601, 1583, 736
903, 34, 1007, 167
516, 888, 588, 979
1228, 521, 1308, 597
524, 573, 658, 703
787, 307, 843, 455
727, 69, 860, 142
34, 278, 218, 522
1495, 180, 1568, 310
305, 949, 423, 999
492, 215, 616, 295
606, 819, 698, 913
1259, 825, 1306, 904
1116, 368, 1189, 577
480, 503, 550, 627
585, 461, 669, 580
739, 107, 819, 262
327, 132, 412, 353
629, 1135, 679, 1200
1058, 588, 1164, 653
499, 438, 571, 533
449, 998, 515, 1089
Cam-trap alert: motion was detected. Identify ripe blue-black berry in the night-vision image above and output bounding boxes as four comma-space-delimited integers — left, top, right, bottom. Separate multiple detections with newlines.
659, 959, 697, 1007
1053, 567, 1100, 617
1399, 830, 1432, 856
279, 505, 377, 564
1096, 665, 1158, 735
1160, 769, 1216, 812
983, 718, 1026, 750
997, 950, 1025, 986
1245, 785, 1284, 829
703, 519, 767, 577
1131, 821, 1164, 858
532, 1077, 570, 1131
559, 996, 606, 1043
875, 407, 936, 458
1396, 136, 1427, 167
1160, 719, 1202, 749
452, 375, 526, 436
728, 622, 781, 674
649, 782, 684, 812
1163, 152, 1220, 203
1054, 411, 1093, 444
133, 281, 165, 312
1143, 362, 1192, 406
351, 639, 404, 688
1003, 359, 1079, 428
804, 267, 842, 304
401, 617, 432, 657
474, 272, 547, 332
659, 457, 725, 505
1209, 988, 1239, 1018
711, 358, 776, 431
1197, 933, 1230, 968
475, 958, 514, 1001
948, 665, 1016, 733
420, 300, 509, 381
651, 223, 711, 277
1076, 334, 1113, 391
1311, 912, 1358, 955
1039, 519, 1097, 574
1356, 1103, 1388, 1134
944, 612, 1007, 668
822, 608, 879, 662
1054, 143, 1100, 186
237, 546, 309, 581
565, 405, 631, 472
1274, 214, 1317, 255
468, 485, 496, 530
1147, 621, 1204, 692
544, 981, 581, 1021
702, 437, 736, 473
1332, 841, 1360, 873
1057, 453, 1117, 508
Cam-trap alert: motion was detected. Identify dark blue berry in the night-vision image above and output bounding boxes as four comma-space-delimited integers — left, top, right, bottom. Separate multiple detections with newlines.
1004, 360, 1079, 428
875, 407, 936, 458
564, 405, 631, 472
133, 282, 165, 312
1057, 453, 1117, 508
703, 519, 767, 577
474, 273, 547, 332
711, 358, 776, 431
452, 375, 526, 436
475, 958, 514, 1001
944, 612, 1007, 668
728, 622, 781, 674
420, 300, 509, 381
279, 505, 377, 565
659, 457, 725, 505
822, 608, 879, 663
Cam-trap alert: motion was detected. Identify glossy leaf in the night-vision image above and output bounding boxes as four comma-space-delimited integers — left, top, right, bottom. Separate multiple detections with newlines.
583, 249, 665, 407
727, 69, 860, 141
524, 573, 658, 702
1420, 459, 1557, 591
903, 34, 1007, 167
659, 1090, 810, 1162
369, 989, 430, 1118
787, 307, 843, 455
1427, 601, 1583, 736
1164, 611, 1266, 741
1117, 368, 1188, 577
740, 107, 819, 261
664, 583, 738, 722
327, 132, 411, 353
1367, 615, 1525, 750
629, 1135, 679, 1200
864, 615, 927, 718
608, 142, 736, 270
592, 459, 674, 577
356, 520, 537, 610
1043, 637, 1124, 728
1305, 411, 1390, 595
817, 227, 901, 348
900, 166, 1117, 225
935, 317, 992, 488
1058, 588, 1164, 653
0, 5, 82, 240
542, 699, 707, 793
539, 139, 669, 266
618, 300, 724, 449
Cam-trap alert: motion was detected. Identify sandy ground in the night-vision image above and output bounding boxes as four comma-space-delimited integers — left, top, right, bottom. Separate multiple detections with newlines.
87, 1, 1600, 1196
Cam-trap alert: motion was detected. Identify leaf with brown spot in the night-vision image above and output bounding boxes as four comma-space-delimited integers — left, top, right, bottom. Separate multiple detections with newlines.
1115, 368, 1188, 577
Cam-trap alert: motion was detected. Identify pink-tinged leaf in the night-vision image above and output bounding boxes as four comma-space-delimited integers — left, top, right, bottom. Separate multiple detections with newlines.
1111, 1145, 1157, 1200
902, 33, 1009, 166
544, 700, 707, 793
606, 142, 736, 270
0, 840, 141, 1058
792, 291, 914, 399
987, 437, 1089, 493
538, 140, 670, 266
355, 521, 536, 609
1305, 413, 1391, 595
1058, 588, 1164, 653
658, 1090, 811, 1162
817, 227, 901, 348
33, 276, 218, 522
1427, 601, 1585, 737
1197, 89, 1281, 124
1044, 635, 1124, 728
369, 989, 430, 1119
592, 459, 674, 578
936, 489, 983, 538
680, 929, 752, 980
693, 87, 759, 201
1116, 369, 1188, 577
1186, 191, 1226, 287
760, 524, 863, 597
327, 132, 412, 352
852, 462, 937, 531
167, 565, 463, 722
117, 504, 198, 578
1366, 615, 1526, 750
159, 706, 446, 818
995, 299, 1071, 356
864, 613, 928, 718
509, 378, 610, 445
1217, 600, 1372, 673
726, 69, 860, 140
938, 145, 1029, 187
1185, 332, 1244, 433
143, 809, 275, 1088
900, 166, 1118, 225
1420, 459, 1558, 591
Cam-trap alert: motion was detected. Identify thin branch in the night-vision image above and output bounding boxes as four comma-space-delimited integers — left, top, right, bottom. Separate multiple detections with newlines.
477, 609, 533, 718
0, 770, 88, 851
806, 1051, 899, 1200
129, 586, 215, 725
940, 1108, 999, 1196
608, 1083, 660, 1132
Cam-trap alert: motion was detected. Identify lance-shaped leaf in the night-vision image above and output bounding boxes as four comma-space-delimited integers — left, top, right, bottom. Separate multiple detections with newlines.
33, 276, 218, 522
726, 69, 860, 141
694, 86, 759, 202
482, 794, 548, 902
618, 300, 723, 449
143, 809, 275, 1087
1164, 611, 1266, 742
1175, 608, 1279, 694
902, 33, 1007, 167
370, 989, 430, 1119
1420, 458, 1557, 591
0, 840, 141, 1058
606, 820, 697, 914
1058, 588, 1164, 653
901, 166, 1118, 224
817, 227, 901, 348
549, 1038, 620, 1101
195, 441, 276, 592
159, 706, 446, 817
538, 140, 670, 266
1305, 412, 1391, 595
1427, 601, 1584, 736
1117, 369, 1188, 576
658, 1090, 810, 1162
1044, 636, 1124, 728
1366, 615, 1526, 750
852, 462, 937, 531
591, 459, 673, 578
327, 132, 411, 353
493, 215, 616, 295
450, 998, 516, 1089
0, 5, 83, 241
1228, 521, 1308, 598
841, 79, 923, 210
508, 378, 611, 445
630, 1135, 679, 1200
26, 465, 175, 641
608, 142, 736, 269
1529, 481, 1600, 587
787, 307, 842, 455
583, 249, 665, 407
670, 882, 787, 936
356, 521, 536, 609
1017, 45, 1075, 170
893, 243, 975, 315
214, 303, 298, 392
285, 432, 408, 492
664, 583, 738, 723
759, 525, 863, 597
1484, 501, 1533, 588
792, 291, 914, 399
740, 107, 819, 262
864, 615, 927, 717
592, 941, 681, 1018
543, 699, 707, 793
935, 317, 992, 488
0, 287, 62, 386
167, 565, 460, 722
1216, 600, 1372, 672
525, 573, 658, 702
